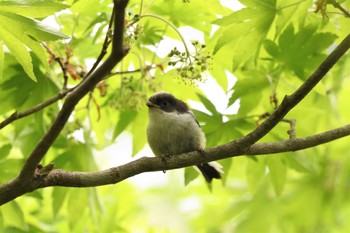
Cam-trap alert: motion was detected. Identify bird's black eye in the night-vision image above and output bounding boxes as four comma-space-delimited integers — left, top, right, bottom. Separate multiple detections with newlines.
161, 101, 169, 106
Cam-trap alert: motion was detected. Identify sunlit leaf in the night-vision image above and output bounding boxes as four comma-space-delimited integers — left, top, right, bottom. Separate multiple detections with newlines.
213, 0, 277, 71
0, 11, 68, 80
0, 27, 36, 81
0, 0, 69, 18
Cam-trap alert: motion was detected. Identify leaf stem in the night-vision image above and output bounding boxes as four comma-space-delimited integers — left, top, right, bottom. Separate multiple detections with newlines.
278, 0, 306, 10
329, 0, 350, 17
139, 14, 191, 58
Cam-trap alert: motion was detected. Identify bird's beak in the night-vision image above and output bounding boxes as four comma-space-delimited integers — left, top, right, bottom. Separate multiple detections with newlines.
146, 101, 160, 108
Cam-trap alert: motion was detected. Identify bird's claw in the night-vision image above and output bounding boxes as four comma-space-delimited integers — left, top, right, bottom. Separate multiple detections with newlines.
160, 155, 170, 173
198, 148, 207, 157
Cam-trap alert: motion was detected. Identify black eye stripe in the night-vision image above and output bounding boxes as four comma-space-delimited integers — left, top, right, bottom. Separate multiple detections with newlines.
148, 92, 189, 113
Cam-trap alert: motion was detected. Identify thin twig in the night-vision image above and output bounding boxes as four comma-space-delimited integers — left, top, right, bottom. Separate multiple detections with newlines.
85, 7, 116, 78
236, 34, 350, 150
0, 88, 73, 130
43, 43, 69, 88
329, 0, 350, 17
18, 0, 130, 180
103, 65, 157, 79
282, 118, 296, 139
256, 112, 296, 139
278, 0, 306, 10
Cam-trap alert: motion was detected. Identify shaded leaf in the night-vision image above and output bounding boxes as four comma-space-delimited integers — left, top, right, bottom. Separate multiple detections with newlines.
263, 39, 280, 58
267, 24, 338, 79
131, 111, 148, 156
0, 53, 59, 114
151, 0, 215, 35
0, 43, 3, 79
184, 167, 199, 186
0, 144, 12, 161
113, 109, 138, 141
54, 143, 96, 171
0, 159, 24, 182
266, 156, 287, 196
140, 22, 165, 45
52, 187, 68, 217
219, 157, 233, 183
246, 157, 266, 193
228, 74, 269, 109
67, 189, 89, 229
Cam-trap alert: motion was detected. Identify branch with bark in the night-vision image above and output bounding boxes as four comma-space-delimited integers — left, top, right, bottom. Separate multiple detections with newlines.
0, 0, 130, 205
0, 0, 349, 206
1, 123, 349, 205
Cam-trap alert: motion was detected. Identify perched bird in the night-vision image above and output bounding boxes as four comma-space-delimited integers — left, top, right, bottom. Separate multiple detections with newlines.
146, 92, 223, 183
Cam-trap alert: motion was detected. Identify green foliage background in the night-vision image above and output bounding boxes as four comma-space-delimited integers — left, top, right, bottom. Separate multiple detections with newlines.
0, 0, 349, 232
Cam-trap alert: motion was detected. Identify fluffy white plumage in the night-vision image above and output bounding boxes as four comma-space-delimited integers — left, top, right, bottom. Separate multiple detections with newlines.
146, 92, 223, 183
147, 107, 205, 156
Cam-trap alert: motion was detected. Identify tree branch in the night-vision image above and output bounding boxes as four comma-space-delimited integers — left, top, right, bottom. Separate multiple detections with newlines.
329, 0, 350, 17
0, 123, 348, 206
0, 89, 72, 130
235, 33, 350, 150
42, 123, 350, 186
0, 6, 116, 130
85, 7, 116, 78
0, 17, 348, 206
18, 0, 130, 179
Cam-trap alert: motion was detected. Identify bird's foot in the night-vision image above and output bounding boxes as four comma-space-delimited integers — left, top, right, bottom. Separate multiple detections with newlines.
160, 155, 170, 173
197, 148, 207, 158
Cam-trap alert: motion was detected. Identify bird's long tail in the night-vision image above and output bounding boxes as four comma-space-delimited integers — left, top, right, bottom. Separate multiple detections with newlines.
197, 162, 223, 183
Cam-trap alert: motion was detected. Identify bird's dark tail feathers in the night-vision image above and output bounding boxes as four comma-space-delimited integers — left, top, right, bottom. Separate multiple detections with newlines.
197, 162, 223, 183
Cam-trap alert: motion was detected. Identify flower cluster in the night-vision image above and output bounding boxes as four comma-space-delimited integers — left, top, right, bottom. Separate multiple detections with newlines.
167, 41, 212, 85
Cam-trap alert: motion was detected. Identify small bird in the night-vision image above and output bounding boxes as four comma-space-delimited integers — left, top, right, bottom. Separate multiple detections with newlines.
146, 92, 223, 183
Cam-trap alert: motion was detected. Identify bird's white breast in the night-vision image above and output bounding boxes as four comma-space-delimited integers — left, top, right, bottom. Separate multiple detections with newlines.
147, 108, 206, 157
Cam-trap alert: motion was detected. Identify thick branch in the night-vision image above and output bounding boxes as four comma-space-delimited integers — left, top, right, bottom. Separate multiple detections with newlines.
48, 124, 350, 185
18, 0, 130, 179
247, 124, 350, 155
0, 120, 349, 205
0, 16, 348, 206
235, 34, 350, 150
12, 124, 350, 192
